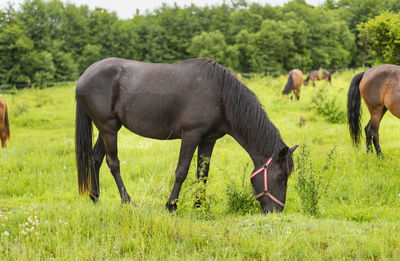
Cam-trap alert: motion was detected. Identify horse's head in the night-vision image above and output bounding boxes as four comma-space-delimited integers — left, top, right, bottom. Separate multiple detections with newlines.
250, 145, 298, 214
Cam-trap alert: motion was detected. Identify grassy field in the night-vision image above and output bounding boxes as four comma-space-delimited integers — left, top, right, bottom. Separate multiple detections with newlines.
1, 69, 400, 260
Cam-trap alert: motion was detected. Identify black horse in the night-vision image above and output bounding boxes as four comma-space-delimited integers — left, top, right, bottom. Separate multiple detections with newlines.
75, 58, 298, 213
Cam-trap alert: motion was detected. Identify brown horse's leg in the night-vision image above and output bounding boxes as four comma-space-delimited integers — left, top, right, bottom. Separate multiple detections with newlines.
364, 120, 373, 153
370, 107, 387, 155
90, 135, 106, 203
0, 130, 5, 148
293, 87, 300, 100
195, 140, 216, 207
166, 132, 201, 212
0, 114, 5, 148
102, 130, 132, 203
312, 79, 316, 87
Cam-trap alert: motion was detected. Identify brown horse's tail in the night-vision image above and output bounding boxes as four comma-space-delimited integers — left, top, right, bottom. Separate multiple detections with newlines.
4, 104, 10, 141
347, 71, 364, 146
75, 100, 94, 195
282, 74, 294, 94
328, 72, 331, 84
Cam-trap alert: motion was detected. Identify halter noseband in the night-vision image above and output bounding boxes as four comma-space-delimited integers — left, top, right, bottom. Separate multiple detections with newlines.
250, 158, 285, 208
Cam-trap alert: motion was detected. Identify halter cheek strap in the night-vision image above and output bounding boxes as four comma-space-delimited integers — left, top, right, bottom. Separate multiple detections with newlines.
250, 158, 285, 208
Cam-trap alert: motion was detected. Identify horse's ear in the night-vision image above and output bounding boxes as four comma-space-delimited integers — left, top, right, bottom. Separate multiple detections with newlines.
289, 145, 299, 154
279, 147, 289, 159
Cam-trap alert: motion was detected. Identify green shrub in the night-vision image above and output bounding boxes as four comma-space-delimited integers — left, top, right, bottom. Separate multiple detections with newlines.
311, 88, 345, 123
295, 145, 336, 216
225, 163, 261, 215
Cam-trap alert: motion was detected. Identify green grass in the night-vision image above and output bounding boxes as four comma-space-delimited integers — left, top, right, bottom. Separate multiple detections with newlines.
1, 69, 400, 260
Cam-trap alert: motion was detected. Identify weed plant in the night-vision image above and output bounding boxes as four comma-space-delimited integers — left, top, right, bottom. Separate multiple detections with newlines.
311, 87, 345, 123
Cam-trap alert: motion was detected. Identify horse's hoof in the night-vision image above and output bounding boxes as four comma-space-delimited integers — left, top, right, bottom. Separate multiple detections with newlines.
194, 200, 202, 208
121, 195, 133, 205
90, 194, 99, 204
166, 201, 177, 212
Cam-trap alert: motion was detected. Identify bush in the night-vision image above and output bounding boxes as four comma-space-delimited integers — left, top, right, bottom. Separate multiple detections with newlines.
295, 145, 336, 216
311, 88, 345, 123
225, 163, 261, 215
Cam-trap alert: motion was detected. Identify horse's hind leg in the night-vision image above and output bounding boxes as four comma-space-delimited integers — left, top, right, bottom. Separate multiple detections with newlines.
166, 132, 201, 212
195, 140, 216, 207
101, 125, 132, 203
0, 117, 5, 148
90, 135, 106, 203
293, 87, 300, 100
370, 106, 387, 155
364, 120, 373, 153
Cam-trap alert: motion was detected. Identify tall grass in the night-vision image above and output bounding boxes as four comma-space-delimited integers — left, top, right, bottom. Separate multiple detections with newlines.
1, 70, 400, 259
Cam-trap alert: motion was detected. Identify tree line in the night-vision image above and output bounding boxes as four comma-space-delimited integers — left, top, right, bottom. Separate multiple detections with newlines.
0, 0, 399, 85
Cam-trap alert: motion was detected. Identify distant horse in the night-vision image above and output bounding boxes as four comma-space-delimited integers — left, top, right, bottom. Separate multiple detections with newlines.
304, 70, 331, 87
347, 64, 400, 155
281, 69, 303, 100
0, 98, 10, 148
75, 58, 298, 214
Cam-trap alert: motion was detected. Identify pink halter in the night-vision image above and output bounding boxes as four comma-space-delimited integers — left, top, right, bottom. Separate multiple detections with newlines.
250, 158, 285, 208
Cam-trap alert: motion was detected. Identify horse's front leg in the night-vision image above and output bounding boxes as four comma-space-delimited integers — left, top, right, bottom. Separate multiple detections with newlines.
195, 140, 216, 207
166, 132, 201, 212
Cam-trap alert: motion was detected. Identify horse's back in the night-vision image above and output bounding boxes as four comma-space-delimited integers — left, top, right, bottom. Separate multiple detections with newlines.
76, 58, 226, 139
360, 64, 400, 116
0, 98, 6, 119
290, 69, 303, 87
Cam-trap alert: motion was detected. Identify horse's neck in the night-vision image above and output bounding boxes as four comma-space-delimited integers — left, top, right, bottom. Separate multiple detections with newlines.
229, 129, 270, 168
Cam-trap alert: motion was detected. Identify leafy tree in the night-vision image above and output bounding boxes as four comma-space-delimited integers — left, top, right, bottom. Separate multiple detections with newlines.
234, 30, 257, 72
88, 8, 119, 58
358, 11, 400, 64
28, 51, 55, 85
0, 23, 34, 83
50, 41, 78, 81
228, 9, 263, 40
188, 30, 229, 65
60, 4, 90, 58
79, 44, 102, 73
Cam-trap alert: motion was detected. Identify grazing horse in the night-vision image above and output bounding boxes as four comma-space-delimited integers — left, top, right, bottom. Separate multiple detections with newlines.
75, 58, 298, 214
281, 69, 303, 100
304, 70, 331, 87
0, 98, 10, 148
347, 64, 400, 155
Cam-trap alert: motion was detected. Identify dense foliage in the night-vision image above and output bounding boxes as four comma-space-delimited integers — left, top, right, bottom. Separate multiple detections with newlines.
0, 0, 399, 85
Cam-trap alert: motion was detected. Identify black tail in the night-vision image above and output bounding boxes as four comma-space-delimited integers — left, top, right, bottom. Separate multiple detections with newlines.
347, 72, 364, 146
75, 100, 94, 195
304, 75, 309, 86
328, 72, 331, 84
4, 104, 9, 140
282, 74, 294, 94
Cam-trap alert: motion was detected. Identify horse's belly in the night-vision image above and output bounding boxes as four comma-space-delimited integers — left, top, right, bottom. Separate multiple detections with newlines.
116, 93, 184, 140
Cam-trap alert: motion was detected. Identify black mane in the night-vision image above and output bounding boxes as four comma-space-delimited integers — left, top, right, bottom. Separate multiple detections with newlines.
196, 58, 287, 159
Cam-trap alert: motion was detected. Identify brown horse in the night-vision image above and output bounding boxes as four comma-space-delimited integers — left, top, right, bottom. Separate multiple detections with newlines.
304, 70, 331, 87
281, 69, 303, 100
0, 98, 10, 148
347, 64, 400, 155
